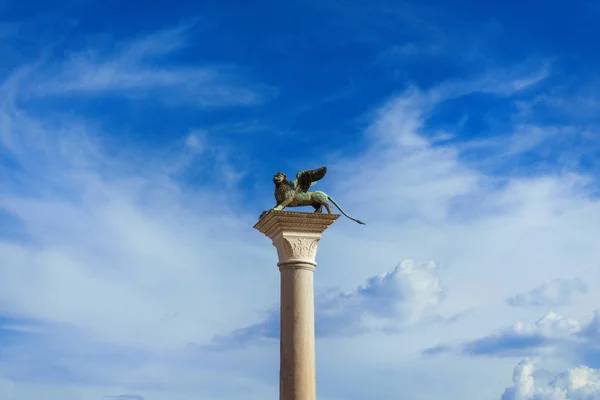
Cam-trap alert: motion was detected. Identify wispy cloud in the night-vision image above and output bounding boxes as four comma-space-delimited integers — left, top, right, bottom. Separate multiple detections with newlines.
24, 24, 275, 107
431, 60, 552, 102
507, 278, 588, 308
462, 312, 580, 358
0, 61, 274, 354
424, 310, 600, 363
0, 116, 279, 399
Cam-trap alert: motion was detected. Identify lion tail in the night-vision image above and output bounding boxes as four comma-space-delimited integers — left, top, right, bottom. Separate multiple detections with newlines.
327, 196, 366, 225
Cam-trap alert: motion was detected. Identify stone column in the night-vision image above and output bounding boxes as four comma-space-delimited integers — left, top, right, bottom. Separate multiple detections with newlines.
254, 210, 339, 400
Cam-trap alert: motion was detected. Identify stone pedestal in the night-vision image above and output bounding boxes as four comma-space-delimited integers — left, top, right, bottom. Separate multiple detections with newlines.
254, 210, 339, 400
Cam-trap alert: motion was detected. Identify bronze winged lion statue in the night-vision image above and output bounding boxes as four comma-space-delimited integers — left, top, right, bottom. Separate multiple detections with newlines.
262, 166, 365, 225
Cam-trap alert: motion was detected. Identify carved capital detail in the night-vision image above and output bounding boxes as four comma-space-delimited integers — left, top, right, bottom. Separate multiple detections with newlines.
282, 236, 320, 261
272, 233, 321, 264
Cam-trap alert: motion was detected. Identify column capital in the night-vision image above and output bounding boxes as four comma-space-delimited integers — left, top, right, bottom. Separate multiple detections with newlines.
254, 210, 339, 266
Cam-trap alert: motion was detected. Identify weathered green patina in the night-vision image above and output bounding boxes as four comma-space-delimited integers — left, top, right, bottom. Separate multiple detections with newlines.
260, 166, 365, 225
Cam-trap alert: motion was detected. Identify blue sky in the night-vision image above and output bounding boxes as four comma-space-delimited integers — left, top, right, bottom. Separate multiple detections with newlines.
2, 1, 600, 399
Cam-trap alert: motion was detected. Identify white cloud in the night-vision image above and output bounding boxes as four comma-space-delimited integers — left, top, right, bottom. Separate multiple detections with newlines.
351, 259, 443, 328
502, 359, 600, 400
512, 313, 581, 339
319, 259, 445, 334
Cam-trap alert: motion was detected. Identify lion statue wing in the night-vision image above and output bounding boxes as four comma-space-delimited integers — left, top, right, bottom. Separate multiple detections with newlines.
291, 166, 327, 193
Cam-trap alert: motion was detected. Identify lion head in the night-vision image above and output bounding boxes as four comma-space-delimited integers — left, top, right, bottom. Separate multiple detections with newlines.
273, 172, 287, 183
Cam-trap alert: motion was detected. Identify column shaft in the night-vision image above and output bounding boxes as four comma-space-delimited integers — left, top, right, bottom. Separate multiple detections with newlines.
279, 263, 316, 400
